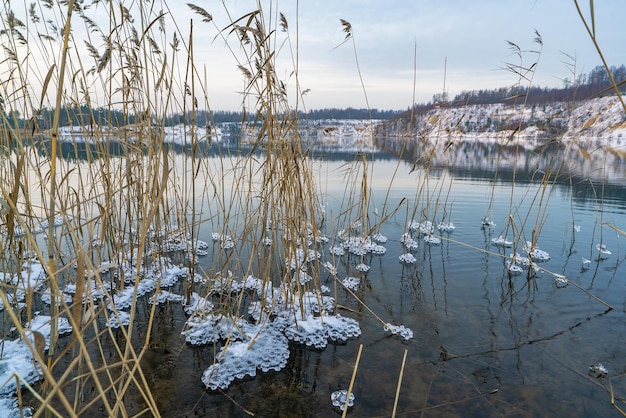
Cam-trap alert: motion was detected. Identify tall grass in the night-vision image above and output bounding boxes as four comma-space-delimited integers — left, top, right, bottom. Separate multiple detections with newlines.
0, 0, 622, 416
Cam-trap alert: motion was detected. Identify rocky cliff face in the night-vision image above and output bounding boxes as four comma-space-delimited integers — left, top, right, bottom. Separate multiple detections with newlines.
372, 96, 626, 186
375, 95, 626, 144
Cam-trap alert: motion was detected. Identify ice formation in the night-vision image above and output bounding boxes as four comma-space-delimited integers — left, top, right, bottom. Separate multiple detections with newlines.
183, 292, 214, 315
27, 315, 73, 350
288, 248, 321, 270
423, 234, 441, 245
309, 292, 336, 314
329, 245, 345, 256
183, 313, 248, 345
408, 220, 434, 235
64, 279, 115, 302
283, 313, 361, 349
322, 261, 337, 275
0, 337, 40, 417
201, 323, 290, 390
372, 233, 388, 243
185, 268, 361, 390
342, 277, 360, 291
595, 243, 612, 260
355, 263, 370, 273
491, 235, 513, 247
0, 398, 33, 418
331, 389, 355, 411
40, 289, 73, 306
523, 242, 550, 262
507, 262, 523, 275
211, 271, 244, 294
384, 323, 414, 340
370, 243, 387, 255
108, 279, 156, 310
589, 363, 608, 378
292, 270, 313, 286
149, 290, 184, 305
4, 259, 46, 291
554, 274, 568, 288
401, 233, 419, 251
399, 253, 417, 264
481, 216, 496, 228
438, 222, 456, 233
107, 310, 130, 329
581, 257, 591, 270
0, 290, 25, 311
509, 252, 532, 268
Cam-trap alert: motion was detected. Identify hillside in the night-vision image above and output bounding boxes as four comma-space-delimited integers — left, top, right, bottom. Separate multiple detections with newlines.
375, 95, 626, 145
369, 95, 626, 187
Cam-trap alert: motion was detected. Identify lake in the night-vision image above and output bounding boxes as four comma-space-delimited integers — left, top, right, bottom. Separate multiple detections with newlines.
4, 137, 626, 417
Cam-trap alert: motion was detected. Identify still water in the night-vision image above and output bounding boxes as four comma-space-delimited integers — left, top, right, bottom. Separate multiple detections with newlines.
14, 140, 626, 416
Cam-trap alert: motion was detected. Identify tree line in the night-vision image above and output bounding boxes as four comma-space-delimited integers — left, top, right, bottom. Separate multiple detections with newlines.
2, 64, 623, 130
1, 106, 402, 130
447, 64, 626, 107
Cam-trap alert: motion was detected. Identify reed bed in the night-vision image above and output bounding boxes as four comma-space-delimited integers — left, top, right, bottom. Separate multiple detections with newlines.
0, 0, 623, 416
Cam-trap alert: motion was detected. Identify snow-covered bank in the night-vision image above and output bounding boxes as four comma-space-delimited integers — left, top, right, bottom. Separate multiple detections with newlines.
376, 95, 626, 145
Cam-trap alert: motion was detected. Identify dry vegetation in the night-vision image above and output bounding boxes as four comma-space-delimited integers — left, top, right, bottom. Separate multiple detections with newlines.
0, 0, 623, 417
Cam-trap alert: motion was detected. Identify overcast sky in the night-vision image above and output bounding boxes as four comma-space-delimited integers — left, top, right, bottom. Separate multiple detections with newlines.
165, 1, 622, 111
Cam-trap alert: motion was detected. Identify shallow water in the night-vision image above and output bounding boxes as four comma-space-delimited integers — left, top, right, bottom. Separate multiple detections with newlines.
149, 148, 625, 417
7, 140, 626, 417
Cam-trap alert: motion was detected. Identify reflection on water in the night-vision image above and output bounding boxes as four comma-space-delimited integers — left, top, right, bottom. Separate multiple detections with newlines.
8, 138, 626, 417
380, 135, 626, 186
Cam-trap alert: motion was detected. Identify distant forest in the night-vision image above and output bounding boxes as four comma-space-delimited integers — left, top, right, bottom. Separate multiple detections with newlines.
431, 64, 626, 109
3, 65, 624, 129
4, 106, 400, 130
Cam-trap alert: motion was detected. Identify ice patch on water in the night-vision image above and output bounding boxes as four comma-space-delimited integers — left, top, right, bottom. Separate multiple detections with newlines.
283, 313, 361, 349
491, 235, 513, 248
183, 292, 214, 315
27, 315, 72, 350
3, 259, 46, 291
342, 277, 360, 291
292, 270, 313, 286
321, 261, 337, 275
39, 290, 73, 306
299, 291, 335, 315
108, 279, 156, 310
0, 290, 25, 311
554, 274, 568, 288
355, 263, 370, 273
408, 220, 432, 234
342, 236, 384, 257
523, 241, 550, 262
372, 233, 387, 243
438, 222, 456, 233
64, 279, 115, 302
401, 233, 419, 251
107, 310, 130, 329
201, 323, 289, 390
331, 389, 355, 411
399, 253, 416, 264
595, 243, 612, 260
329, 245, 345, 256
149, 290, 184, 305
423, 234, 441, 245
589, 362, 608, 378
183, 313, 248, 345
0, 397, 33, 418
0, 337, 41, 415
384, 323, 414, 340
507, 262, 524, 275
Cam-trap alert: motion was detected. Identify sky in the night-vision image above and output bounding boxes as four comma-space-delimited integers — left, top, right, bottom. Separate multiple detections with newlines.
163, 0, 623, 111
6, 1, 624, 113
